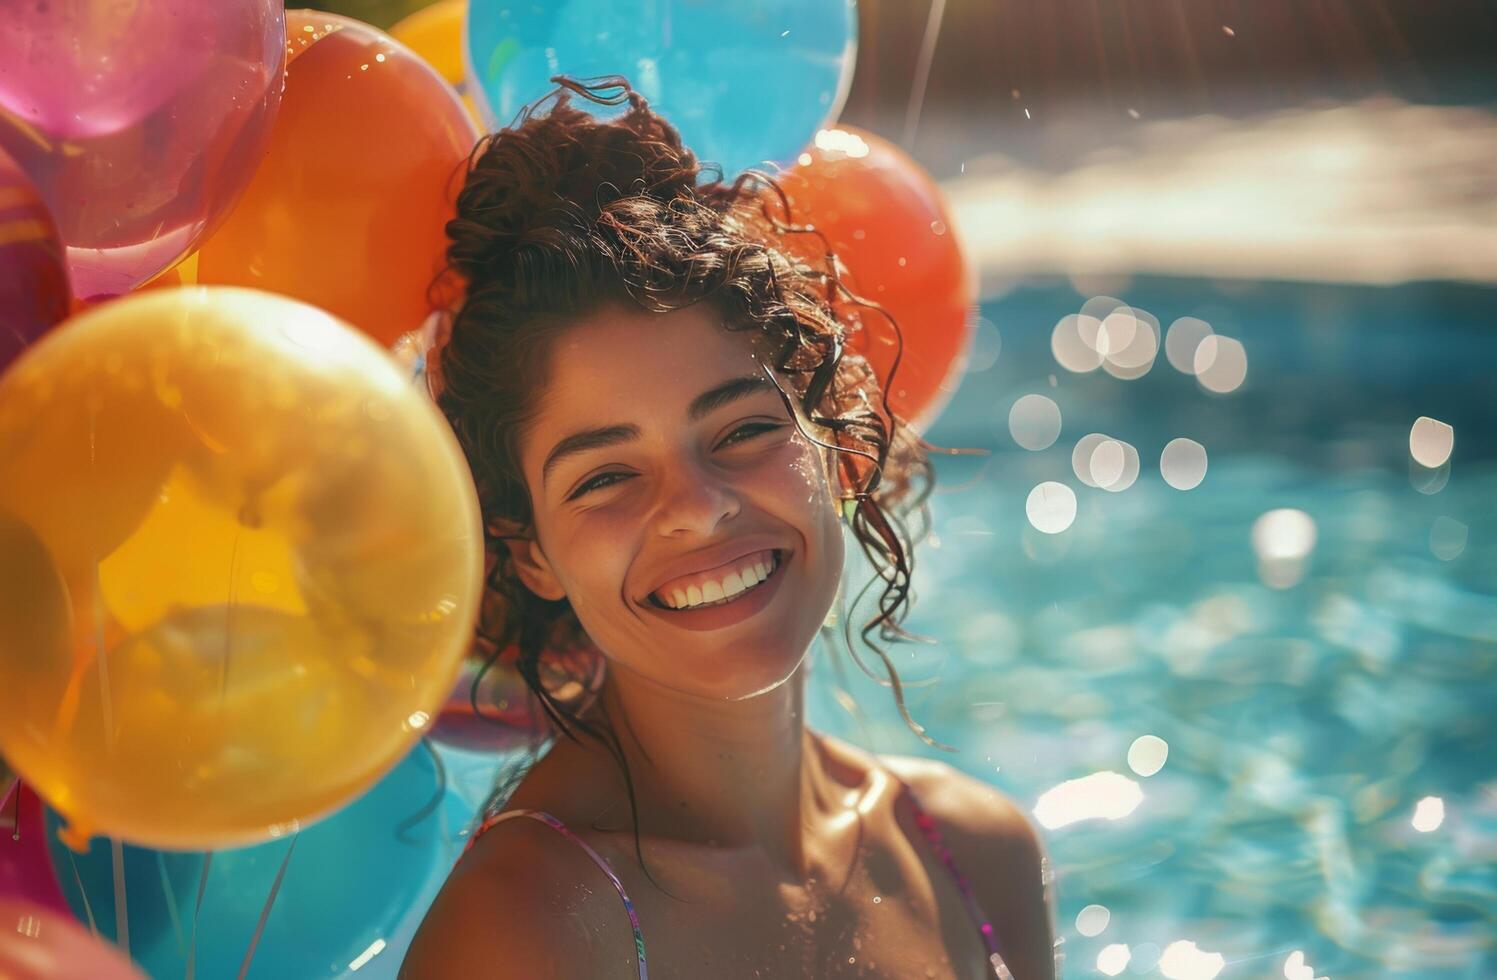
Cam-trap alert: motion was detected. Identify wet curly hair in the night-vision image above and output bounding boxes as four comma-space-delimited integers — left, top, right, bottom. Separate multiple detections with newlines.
432, 75, 954, 875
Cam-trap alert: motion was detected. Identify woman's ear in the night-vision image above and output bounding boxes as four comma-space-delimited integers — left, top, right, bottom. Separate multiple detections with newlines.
499, 530, 567, 602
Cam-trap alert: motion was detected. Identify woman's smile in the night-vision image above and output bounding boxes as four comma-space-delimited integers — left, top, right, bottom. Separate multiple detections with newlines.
638, 547, 792, 632
646, 547, 782, 610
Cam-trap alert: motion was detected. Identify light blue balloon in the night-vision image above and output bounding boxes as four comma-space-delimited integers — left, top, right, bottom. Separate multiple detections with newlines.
42, 741, 499, 979
465, 0, 858, 179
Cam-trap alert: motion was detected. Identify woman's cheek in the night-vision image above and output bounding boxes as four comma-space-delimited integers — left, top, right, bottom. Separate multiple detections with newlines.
782, 439, 836, 508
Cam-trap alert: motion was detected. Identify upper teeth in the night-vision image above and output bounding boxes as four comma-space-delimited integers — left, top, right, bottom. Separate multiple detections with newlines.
654, 550, 778, 610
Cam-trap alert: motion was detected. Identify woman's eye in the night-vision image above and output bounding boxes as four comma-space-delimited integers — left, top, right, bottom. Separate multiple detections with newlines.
720, 421, 786, 448
568, 423, 787, 500
570, 471, 631, 499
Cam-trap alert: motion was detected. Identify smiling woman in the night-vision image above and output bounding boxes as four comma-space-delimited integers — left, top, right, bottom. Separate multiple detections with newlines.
400, 76, 1056, 979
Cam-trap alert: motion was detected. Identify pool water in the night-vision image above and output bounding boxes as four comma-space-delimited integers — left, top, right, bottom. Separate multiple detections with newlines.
804, 276, 1497, 979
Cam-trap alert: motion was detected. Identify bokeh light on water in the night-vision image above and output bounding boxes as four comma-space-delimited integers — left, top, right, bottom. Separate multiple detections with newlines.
808, 271, 1497, 977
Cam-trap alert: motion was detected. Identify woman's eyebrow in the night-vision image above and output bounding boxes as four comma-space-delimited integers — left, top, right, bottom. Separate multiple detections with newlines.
686, 374, 776, 423
541, 374, 777, 487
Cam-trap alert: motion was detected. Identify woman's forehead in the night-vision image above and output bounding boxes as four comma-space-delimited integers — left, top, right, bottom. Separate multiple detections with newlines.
521, 305, 772, 467
542, 305, 762, 405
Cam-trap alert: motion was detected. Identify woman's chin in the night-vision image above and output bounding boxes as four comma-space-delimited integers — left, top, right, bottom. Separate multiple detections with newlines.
672, 644, 811, 700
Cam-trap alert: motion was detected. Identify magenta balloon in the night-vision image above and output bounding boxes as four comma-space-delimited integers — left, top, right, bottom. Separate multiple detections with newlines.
0, 897, 146, 979
0, 0, 285, 300
0, 147, 70, 373
0, 786, 69, 915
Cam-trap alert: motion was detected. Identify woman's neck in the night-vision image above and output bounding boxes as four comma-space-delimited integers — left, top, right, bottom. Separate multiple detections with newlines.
578, 653, 839, 879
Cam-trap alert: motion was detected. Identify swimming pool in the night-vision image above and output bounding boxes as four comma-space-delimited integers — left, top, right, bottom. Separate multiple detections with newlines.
805, 276, 1497, 979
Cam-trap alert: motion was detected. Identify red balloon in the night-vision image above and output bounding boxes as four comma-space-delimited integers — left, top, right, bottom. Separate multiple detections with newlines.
0, 897, 145, 979
0, 147, 70, 374
430, 647, 605, 753
0, 784, 69, 915
776, 126, 976, 430
429, 659, 546, 752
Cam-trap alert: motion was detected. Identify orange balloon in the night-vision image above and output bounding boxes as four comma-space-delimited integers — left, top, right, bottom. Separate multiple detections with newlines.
195, 11, 478, 346
776, 126, 976, 430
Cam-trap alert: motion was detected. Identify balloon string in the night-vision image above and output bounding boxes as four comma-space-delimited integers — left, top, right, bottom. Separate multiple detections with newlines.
92, 559, 117, 752
396, 738, 447, 843
185, 851, 213, 980
88, 403, 117, 753
3, 780, 17, 840
65, 846, 100, 936
222, 527, 244, 700
156, 850, 189, 959
903, 0, 949, 149
237, 836, 297, 980
111, 837, 130, 956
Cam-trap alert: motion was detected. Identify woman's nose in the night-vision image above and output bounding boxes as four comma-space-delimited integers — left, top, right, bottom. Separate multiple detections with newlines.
650, 456, 741, 536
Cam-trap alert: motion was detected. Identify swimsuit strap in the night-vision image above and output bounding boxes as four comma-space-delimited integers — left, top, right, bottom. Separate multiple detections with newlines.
464, 808, 649, 979
463, 788, 1012, 980
900, 781, 1016, 980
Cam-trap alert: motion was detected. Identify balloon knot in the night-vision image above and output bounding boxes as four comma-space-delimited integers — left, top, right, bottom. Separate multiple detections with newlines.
57, 819, 94, 854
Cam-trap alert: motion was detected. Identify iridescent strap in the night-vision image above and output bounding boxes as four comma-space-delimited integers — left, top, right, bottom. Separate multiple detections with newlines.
463, 808, 649, 979
903, 784, 1016, 980
464, 793, 1009, 980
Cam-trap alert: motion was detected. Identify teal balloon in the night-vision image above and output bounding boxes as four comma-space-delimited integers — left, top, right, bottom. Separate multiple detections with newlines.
43, 742, 478, 979
465, 0, 858, 178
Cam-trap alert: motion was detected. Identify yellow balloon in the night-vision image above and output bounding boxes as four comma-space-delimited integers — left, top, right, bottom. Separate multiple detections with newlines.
389, 0, 484, 127
0, 286, 484, 851
390, 0, 466, 84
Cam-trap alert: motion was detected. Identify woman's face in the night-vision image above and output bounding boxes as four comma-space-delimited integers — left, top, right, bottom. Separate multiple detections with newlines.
508, 303, 845, 699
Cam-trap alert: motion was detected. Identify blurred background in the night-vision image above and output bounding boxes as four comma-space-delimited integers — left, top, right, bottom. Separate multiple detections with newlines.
805, 3, 1497, 980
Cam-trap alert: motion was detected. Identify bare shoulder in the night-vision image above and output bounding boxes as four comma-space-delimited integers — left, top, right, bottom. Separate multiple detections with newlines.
880, 753, 1060, 980
879, 753, 1035, 842
399, 812, 640, 980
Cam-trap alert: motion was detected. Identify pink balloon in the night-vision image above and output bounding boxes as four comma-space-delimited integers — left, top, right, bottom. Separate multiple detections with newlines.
0, 0, 285, 300
0, 786, 70, 915
0, 147, 70, 373
0, 898, 145, 980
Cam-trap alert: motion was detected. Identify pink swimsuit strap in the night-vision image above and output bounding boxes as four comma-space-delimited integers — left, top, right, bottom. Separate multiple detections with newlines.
463, 807, 649, 978
902, 780, 1016, 979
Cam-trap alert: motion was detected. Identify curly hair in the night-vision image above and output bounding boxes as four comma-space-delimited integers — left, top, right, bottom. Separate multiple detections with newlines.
432, 75, 952, 878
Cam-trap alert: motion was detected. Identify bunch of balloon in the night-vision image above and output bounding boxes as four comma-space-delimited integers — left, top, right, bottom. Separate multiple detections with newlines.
193, 11, 480, 347
0, 898, 146, 980
465, 0, 858, 179
0, 0, 285, 301
41, 741, 470, 979
0, 287, 485, 854
773, 126, 977, 432
0, 148, 71, 374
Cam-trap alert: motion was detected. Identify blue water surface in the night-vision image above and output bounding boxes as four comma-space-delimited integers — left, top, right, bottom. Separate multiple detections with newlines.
805, 276, 1497, 979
